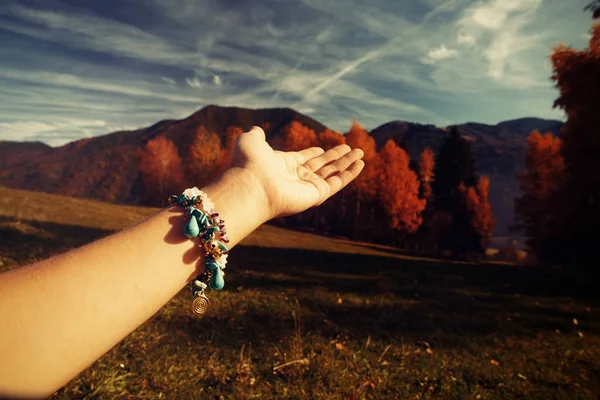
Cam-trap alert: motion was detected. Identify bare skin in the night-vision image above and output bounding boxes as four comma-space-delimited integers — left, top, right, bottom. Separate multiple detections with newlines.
0, 126, 364, 398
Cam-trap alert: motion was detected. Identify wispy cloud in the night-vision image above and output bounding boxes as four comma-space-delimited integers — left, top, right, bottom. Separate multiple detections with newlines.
421, 45, 460, 64
185, 77, 202, 88
0, 0, 591, 146
457, 32, 476, 47
0, 5, 198, 68
161, 77, 177, 86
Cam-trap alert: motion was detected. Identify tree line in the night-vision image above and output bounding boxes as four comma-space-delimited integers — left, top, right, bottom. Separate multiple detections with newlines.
137, 120, 495, 259
137, 7, 598, 266
514, 20, 599, 267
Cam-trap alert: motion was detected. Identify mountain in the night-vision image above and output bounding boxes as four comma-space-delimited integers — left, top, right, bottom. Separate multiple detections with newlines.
369, 117, 564, 237
0, 106, 563, 238
0, 106, 328, 204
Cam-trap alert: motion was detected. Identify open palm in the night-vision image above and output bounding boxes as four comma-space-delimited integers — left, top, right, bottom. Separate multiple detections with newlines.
231, 126, 365, 218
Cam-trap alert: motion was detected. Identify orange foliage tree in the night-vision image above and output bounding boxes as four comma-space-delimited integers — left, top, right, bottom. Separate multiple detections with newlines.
465, 176, 496, 250
378, 140, 426, 235
419, 147, 435, 200
345, 120, 383, 239
550, 24, 600, 265
318, 129, 346, 150
186, 126, 223, 188
514, 131, 565, 263
345, 120, 379, 200
137, 136, 185, 206
220, 126, 244, 170
282, 121, 320, 151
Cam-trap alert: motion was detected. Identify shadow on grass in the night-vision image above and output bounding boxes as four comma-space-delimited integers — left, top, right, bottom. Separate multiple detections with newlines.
1, 217, 597, 352
0, 216, 113, 269
215, 245, 600, 347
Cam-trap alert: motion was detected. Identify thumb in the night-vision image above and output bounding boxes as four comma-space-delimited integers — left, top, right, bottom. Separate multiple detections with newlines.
236, 126, 266, 149
232, 126, 267, 164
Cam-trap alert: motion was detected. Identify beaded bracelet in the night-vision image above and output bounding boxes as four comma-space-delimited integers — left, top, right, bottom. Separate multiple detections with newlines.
168, 187, 230, 316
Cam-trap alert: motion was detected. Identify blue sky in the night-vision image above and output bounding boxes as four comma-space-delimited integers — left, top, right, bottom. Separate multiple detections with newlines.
0, 0, 593, 146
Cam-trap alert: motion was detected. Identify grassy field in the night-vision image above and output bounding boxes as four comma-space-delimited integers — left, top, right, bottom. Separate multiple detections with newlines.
1, 186, 599, 399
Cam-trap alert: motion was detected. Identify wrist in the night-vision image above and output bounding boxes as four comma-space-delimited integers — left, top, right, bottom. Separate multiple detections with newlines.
223, 166, 274, 222
199, 166, 272, 249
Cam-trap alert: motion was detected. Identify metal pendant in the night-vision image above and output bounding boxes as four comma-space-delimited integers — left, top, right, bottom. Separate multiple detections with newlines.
192, 292, 210, 316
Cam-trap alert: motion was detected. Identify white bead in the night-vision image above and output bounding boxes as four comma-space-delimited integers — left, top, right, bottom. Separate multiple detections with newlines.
183, 187, 202, 198
193, 280, 207, 289
217, 253, 228, 266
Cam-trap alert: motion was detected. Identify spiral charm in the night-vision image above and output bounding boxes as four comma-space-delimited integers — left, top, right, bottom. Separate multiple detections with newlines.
192, 293, 210, 316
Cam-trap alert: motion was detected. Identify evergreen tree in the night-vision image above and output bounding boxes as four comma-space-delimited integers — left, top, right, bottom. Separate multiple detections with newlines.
585, 0, 600, 18
431, 126, 481, 256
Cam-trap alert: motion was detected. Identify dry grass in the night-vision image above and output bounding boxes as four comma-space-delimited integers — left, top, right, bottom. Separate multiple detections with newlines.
1, 186, 599, 399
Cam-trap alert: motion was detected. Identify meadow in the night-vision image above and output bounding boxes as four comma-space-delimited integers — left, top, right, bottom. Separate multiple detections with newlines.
1, 186, 598, 399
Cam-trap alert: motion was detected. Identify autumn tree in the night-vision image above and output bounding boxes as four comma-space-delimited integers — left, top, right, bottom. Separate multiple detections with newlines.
318, 129, 346, 150
220, 126, 244, 170
186, 126, 223, 188
346, 120, 379, 199
550, 24, 600, 266
419, 147, 435, 200
276, 121, 319, 151
431, 126, 482, 256
137, 136, 185, 207
345, 120, 383, 239
378, 140, 426, 235
307, 129, 347, 233
465, 176, 496, 251
514, 131, 564, 263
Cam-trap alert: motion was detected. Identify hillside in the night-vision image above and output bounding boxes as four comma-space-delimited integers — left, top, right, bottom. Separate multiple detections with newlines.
0, 106, 564, 237
0, 188, 597, 400
0, 106, 328, 205
0, 185, 438, 271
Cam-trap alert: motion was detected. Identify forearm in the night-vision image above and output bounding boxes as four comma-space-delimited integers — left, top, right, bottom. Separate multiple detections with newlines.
0, 167, 270, 398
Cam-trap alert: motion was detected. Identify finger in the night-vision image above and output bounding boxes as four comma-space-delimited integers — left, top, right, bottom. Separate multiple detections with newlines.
304, 144, 351, 172
323, 160, 365, 200
314, 148, 364, 180
293, 147, 325, 164
237, 126, 266, 147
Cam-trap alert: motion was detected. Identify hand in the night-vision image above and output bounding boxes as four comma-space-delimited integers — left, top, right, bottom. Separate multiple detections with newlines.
229, 126, 365, 219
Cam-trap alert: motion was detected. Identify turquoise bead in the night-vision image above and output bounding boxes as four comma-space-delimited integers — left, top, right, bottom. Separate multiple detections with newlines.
216, 241, 228, 252
210, 268, 225, 290
205, 261, 220, 271
177, 194, 188, 206
183, 215, 200, 238
192, 209, 209, 228
202, 226, 220, 240
206, 226, 220, 235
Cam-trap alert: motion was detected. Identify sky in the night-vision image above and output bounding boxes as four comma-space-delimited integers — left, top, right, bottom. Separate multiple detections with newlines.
0, 0, 593, 147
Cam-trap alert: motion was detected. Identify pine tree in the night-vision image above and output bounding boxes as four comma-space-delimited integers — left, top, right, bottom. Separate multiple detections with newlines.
585, 0, 600, 18
431, 126, 481, 256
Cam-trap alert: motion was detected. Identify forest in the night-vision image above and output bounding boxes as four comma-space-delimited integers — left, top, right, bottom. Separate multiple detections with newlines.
138, 22, 600, 268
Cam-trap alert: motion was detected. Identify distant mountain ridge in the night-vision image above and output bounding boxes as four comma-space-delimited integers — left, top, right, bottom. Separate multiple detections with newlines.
0, 105, 563, 237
